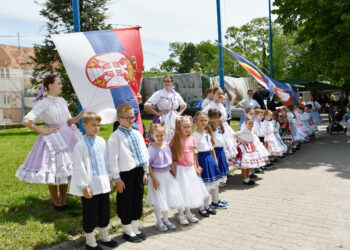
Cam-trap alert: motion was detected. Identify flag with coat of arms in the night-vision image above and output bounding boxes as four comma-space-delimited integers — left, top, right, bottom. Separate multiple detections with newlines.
51, 27, 144, 132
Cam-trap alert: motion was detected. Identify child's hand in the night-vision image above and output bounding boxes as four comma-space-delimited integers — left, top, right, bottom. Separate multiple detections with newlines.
152, 178, 160, 190
83, 188, 92, 199
196, 167, 203, 176
170, 165, 177, 177
116, 180, 125, 194
143, 174, 148, 184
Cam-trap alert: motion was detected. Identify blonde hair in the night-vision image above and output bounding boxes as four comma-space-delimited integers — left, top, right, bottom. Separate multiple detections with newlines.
264, 110, 273, 117
83, 112, 102, 124
255, 108, 265, 115
117, 104, 134, 117
149, 122, 166, 135
170, 116, 193, 161
194, 111, 215, 146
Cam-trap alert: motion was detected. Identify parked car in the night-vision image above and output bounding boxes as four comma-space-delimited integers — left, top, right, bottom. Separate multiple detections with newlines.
183, 100, 202, 116
231, 106, 244, 119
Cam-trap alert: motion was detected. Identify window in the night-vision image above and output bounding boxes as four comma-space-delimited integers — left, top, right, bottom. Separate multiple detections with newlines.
5, 68, 9, 78
0, 68, 4, 78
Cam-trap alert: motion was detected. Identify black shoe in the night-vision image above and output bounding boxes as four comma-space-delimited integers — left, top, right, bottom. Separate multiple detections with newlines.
255, 168, 264, 174
86, 245, 103, 250
62, 204, 69, 210
270, 158, 277, 162
249, 174, 258, 178
243, 180, 255, 185
123, 233, 142, 243
198, 209, 210, 217
100, 240, 118, 248
136, 232, 147, 241
206, 207, 216, 215
53, 204, 64, 212
278, 155, 285, 158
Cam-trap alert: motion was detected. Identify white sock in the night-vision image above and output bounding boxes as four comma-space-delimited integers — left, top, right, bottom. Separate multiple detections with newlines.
211, 186, 219, 204
203, 196, 210, 209
185, 207, 191, 216
131, 220, 141, 234
243, 178, 250, 183
99, 226, 111, 242
162, 211, 169, 223
178, 208, 185, 216
122, 224, 136, 237
85, 232, 97, 247
249, 171, 253, 175
154, 206, 163, 224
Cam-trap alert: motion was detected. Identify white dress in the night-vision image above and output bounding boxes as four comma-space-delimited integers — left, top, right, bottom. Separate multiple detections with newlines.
262, 120, 286, 156
202, 101, 238, 158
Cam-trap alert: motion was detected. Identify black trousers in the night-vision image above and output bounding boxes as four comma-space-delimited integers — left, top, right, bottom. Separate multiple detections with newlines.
117, 167, 145, 225
81, 192, 110, 233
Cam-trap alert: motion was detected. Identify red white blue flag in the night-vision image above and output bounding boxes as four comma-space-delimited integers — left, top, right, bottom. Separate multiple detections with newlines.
51, 27, 144, 131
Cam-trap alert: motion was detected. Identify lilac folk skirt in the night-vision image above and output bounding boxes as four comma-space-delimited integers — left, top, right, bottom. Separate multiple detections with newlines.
16, 124, 82, 185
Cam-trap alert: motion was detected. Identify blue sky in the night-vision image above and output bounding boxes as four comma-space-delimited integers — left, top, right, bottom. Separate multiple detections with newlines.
0, 0, 276, 70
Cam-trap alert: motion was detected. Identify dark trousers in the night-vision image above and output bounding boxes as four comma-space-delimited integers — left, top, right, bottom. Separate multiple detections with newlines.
259, 136, 264, 143
117, 167, 145, 225
81, 192, 110, 233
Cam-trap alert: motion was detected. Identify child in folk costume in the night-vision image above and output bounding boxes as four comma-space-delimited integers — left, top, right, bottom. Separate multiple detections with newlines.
194, 112, 225, 216
147, 123, 185, 232
272, 112, 291, 155
278, 107, 296, 151
297, 107, 314, 139
305, 104, 318, 136
306, 96, 323, 125
108, 104, 149, 243
262, 110, 286, 159
206, 109, 230, 209
236, 118, 267, 185
70, 112, 117, 250
202, 87, 238, 161
170, 116, 209, 224
16, 75, 83, 211
287, 105, 306, 145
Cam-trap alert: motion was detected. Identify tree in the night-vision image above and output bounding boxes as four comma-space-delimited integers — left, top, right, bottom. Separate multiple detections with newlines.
31, 0, 112, 112
273, 0, 350, 85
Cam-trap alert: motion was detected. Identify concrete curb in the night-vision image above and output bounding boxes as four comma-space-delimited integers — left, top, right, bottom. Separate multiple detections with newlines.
46, 207, 154, 250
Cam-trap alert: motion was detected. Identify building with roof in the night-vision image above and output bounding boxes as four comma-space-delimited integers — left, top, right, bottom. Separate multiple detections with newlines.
0, 44, 35, 125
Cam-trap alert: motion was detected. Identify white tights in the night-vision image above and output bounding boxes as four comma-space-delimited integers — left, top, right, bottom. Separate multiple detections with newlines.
154, 206, 169, 224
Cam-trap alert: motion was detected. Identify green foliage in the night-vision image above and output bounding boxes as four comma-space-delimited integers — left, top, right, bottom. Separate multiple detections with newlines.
31, 0, 112, 114
273, 0, 350, 85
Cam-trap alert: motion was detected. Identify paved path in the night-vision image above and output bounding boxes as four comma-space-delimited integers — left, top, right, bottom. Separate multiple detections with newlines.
94, 127, 350, 250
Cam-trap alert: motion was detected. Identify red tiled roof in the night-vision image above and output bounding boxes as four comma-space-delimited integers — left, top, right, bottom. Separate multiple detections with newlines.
0, 44, 35, 69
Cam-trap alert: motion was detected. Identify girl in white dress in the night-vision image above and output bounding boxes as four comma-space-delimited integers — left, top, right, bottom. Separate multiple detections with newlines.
147, 123, 184, 231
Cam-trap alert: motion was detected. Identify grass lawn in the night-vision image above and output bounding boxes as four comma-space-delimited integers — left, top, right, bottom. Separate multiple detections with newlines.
0, 119, 238, 250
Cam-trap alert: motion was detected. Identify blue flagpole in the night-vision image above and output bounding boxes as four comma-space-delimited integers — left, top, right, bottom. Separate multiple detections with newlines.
268, 0, 274, 79
72, 0, 85, 133
216, 0, 225, 90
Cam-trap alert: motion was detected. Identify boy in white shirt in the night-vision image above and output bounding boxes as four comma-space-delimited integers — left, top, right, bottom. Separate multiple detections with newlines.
108, 104, 149, 243
70, 112, 117, 250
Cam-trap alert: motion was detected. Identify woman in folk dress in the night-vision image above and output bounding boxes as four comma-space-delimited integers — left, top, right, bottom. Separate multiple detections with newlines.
16, 75, 84, 211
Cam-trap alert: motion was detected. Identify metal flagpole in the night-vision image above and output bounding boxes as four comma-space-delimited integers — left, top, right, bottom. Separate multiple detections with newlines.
268, 0, 274, 78
216, 0, 225, 89
72, 0, 85, 133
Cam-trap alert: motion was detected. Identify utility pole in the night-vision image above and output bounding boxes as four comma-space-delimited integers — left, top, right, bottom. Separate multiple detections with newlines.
268, 0, 274, 78
216, 0, 225, 89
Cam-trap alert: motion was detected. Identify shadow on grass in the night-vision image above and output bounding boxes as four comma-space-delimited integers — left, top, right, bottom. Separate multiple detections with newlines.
0, 131, 37, 137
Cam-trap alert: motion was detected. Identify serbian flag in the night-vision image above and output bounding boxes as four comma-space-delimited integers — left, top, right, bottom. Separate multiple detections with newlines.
218, 43, 299, 105
51, 27, 144, 132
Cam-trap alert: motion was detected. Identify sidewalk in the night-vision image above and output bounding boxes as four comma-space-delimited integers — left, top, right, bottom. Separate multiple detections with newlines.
77, 128, 350, 250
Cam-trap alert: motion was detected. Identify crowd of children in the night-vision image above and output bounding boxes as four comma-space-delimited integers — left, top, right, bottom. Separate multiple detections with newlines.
17, 74, 321, 250
72, 87, 321, 249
